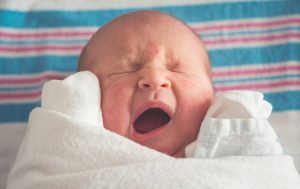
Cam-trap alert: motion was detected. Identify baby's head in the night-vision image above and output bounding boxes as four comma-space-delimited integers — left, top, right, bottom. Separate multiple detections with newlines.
78, 11, 214, 157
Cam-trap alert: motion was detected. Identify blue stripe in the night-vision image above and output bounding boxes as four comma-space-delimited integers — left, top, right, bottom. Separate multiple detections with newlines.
0, 90, 299, 123
209, 43, 300, 67
213, 74, 300, 84
0, 43, 299, 74
0, 1, 299, 28
0, 85, 41, 91
0, 102, 39, 123
264, 90, 300, 112
0, 56, 78, 74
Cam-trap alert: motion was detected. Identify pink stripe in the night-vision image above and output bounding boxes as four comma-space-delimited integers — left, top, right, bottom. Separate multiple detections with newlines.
215, 80, 300, 92
1, 80, 299, 101
0, 31, 94, 39
213, 65, 300, 78
0, 74, 68, 85
203, 32, 300, 46
193, 18, 300, 32
0, 91, 41, 99
1, 32, 298, 54
0, 45, 83, 53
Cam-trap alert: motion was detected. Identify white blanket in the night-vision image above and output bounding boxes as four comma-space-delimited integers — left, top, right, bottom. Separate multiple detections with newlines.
6, 72, 300, 189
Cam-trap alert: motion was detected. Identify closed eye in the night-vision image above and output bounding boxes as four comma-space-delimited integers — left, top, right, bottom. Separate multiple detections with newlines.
109, 63, 142, 76
167, 62, 185, 73
109, 70, 137, 76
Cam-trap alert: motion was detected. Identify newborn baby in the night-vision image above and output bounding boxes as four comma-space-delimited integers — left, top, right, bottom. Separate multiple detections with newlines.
78, 11, 214, 157
6, 11, 294, 189
77, 11, 282, 158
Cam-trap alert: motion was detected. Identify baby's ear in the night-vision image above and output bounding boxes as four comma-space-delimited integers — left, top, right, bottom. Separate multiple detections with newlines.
41, 71, 102, 127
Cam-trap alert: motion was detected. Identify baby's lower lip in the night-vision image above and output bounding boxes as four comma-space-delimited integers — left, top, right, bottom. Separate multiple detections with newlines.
130, 122, 169, 144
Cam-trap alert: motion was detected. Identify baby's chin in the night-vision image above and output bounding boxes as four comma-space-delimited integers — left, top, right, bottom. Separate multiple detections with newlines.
149, 142, 187, 158
172, 147, 186, 158
130, 129, 190, 158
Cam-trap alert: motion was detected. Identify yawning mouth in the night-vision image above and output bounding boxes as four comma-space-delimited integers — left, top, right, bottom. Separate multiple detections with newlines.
133, 108, 171, 134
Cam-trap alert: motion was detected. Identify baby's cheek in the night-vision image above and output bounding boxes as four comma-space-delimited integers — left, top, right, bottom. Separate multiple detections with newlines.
176, 79, 213, 120
101, 85, 135, 137
102, 100, 131, 136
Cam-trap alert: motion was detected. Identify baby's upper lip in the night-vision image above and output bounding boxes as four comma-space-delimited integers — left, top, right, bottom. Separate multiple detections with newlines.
132, 101, 173, 124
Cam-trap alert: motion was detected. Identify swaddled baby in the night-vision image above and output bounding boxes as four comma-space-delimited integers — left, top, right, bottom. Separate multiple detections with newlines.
77, 11, 282, 158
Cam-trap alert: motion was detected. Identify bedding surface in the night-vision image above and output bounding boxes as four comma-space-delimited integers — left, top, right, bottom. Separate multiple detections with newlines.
1, 1, 300, 188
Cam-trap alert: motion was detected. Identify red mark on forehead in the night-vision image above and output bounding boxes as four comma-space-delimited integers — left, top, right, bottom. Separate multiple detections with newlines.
144, 43, 161, 59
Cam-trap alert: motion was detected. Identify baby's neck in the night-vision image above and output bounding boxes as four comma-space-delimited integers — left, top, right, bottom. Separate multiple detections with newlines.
173, 148, 185, 158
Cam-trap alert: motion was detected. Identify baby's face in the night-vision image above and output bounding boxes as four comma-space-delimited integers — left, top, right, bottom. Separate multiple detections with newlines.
81, 12, 214, 157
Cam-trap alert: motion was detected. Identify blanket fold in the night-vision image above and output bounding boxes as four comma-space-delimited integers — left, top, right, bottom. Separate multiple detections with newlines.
6, 71, 300, 188
6, 107, 300, 189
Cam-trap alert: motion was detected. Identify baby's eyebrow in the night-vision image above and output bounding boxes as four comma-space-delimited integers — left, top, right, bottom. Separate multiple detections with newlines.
166, 59, 180, 69
112, 61, 142, 71
130, 62, 143, 69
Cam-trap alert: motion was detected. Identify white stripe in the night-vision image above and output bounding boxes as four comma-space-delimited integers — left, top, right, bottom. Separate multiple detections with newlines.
0, 0, 259, 11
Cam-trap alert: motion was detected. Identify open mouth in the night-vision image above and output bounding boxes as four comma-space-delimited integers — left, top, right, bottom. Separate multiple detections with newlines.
133, 108, 171, 134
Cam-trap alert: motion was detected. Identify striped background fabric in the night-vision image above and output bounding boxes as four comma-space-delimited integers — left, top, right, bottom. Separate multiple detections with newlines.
0, 0, 299, 123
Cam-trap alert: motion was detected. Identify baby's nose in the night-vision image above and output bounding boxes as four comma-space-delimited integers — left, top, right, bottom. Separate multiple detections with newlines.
138, 68, 171, 91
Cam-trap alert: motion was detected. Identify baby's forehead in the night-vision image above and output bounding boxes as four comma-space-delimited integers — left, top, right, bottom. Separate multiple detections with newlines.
79, 11, 210, 72
89, 11, 201, 45
89, 23, 204, 57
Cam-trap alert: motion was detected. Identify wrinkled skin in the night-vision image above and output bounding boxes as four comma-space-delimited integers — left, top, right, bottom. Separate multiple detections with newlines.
79, 11, 214, 157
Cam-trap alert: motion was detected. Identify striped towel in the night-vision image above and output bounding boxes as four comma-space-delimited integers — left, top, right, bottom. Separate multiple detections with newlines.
0, 0, 299, 122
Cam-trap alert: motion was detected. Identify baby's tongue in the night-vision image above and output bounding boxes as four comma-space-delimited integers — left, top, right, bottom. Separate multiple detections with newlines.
134, 108, 170, 134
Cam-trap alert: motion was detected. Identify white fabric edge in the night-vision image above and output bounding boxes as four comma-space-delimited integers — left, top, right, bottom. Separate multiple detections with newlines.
0, 0, 274, 11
